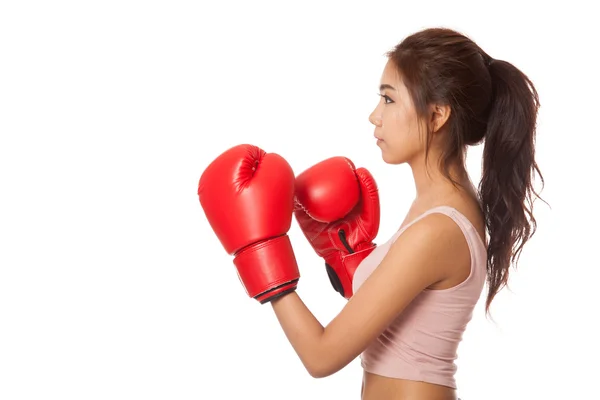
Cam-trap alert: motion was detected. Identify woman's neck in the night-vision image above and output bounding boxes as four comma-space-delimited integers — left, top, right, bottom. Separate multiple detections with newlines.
408, 156, 475, 207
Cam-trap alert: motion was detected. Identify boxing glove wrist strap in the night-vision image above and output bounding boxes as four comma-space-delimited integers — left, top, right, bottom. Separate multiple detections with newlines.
323, 244, 376, 299
234, 234, 300, 302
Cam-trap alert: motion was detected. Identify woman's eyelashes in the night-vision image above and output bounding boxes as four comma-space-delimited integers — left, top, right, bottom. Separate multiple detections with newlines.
378, 93, 394, 104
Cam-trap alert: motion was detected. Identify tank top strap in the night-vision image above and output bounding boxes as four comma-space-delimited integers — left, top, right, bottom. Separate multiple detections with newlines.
390, 205, 485, 251
390, 206, 455, 242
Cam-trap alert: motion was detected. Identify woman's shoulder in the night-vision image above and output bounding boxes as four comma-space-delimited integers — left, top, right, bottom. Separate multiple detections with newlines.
442, 196, 487, 247
392, 198, 485, 289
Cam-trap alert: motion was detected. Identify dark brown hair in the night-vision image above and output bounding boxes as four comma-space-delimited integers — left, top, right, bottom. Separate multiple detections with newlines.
387, 28, 545, 314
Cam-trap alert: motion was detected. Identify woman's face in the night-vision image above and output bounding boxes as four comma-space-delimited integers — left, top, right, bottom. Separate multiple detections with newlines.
369, 60, 428, 165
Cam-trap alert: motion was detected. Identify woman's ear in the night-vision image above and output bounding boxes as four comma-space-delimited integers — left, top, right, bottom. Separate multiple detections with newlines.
430, 103, 451, 133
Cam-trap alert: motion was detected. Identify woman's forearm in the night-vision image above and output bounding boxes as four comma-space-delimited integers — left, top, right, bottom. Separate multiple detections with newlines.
270, 292, 328, 377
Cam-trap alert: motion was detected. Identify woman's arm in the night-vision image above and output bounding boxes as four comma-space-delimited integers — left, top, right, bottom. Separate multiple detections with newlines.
271, 213, 468, 378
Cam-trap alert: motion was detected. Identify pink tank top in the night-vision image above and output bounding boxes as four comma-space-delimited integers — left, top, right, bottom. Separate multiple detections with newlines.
352, 206, 487, 389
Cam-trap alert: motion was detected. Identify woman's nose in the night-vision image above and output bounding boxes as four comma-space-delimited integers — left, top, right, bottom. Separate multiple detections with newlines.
369, 110, 382, 127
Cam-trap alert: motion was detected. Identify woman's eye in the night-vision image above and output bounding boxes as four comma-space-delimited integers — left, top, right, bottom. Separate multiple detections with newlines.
378, 93, 393, 104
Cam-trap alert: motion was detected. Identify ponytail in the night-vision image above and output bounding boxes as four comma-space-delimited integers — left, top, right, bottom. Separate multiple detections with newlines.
479, 58, 545, 314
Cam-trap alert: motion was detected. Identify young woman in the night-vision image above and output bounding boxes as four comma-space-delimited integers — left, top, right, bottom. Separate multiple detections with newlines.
199, 27, 544, 400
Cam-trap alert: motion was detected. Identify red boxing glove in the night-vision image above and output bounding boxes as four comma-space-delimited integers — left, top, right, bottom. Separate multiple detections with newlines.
198, 144, 300, 304
294, 157, 380, 299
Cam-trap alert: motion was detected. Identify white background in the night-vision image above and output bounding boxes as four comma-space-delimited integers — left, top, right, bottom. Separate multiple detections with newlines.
1, 1, 598, 399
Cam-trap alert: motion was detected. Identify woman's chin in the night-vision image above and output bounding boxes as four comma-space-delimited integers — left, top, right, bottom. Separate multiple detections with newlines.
380, 149, 406, 165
